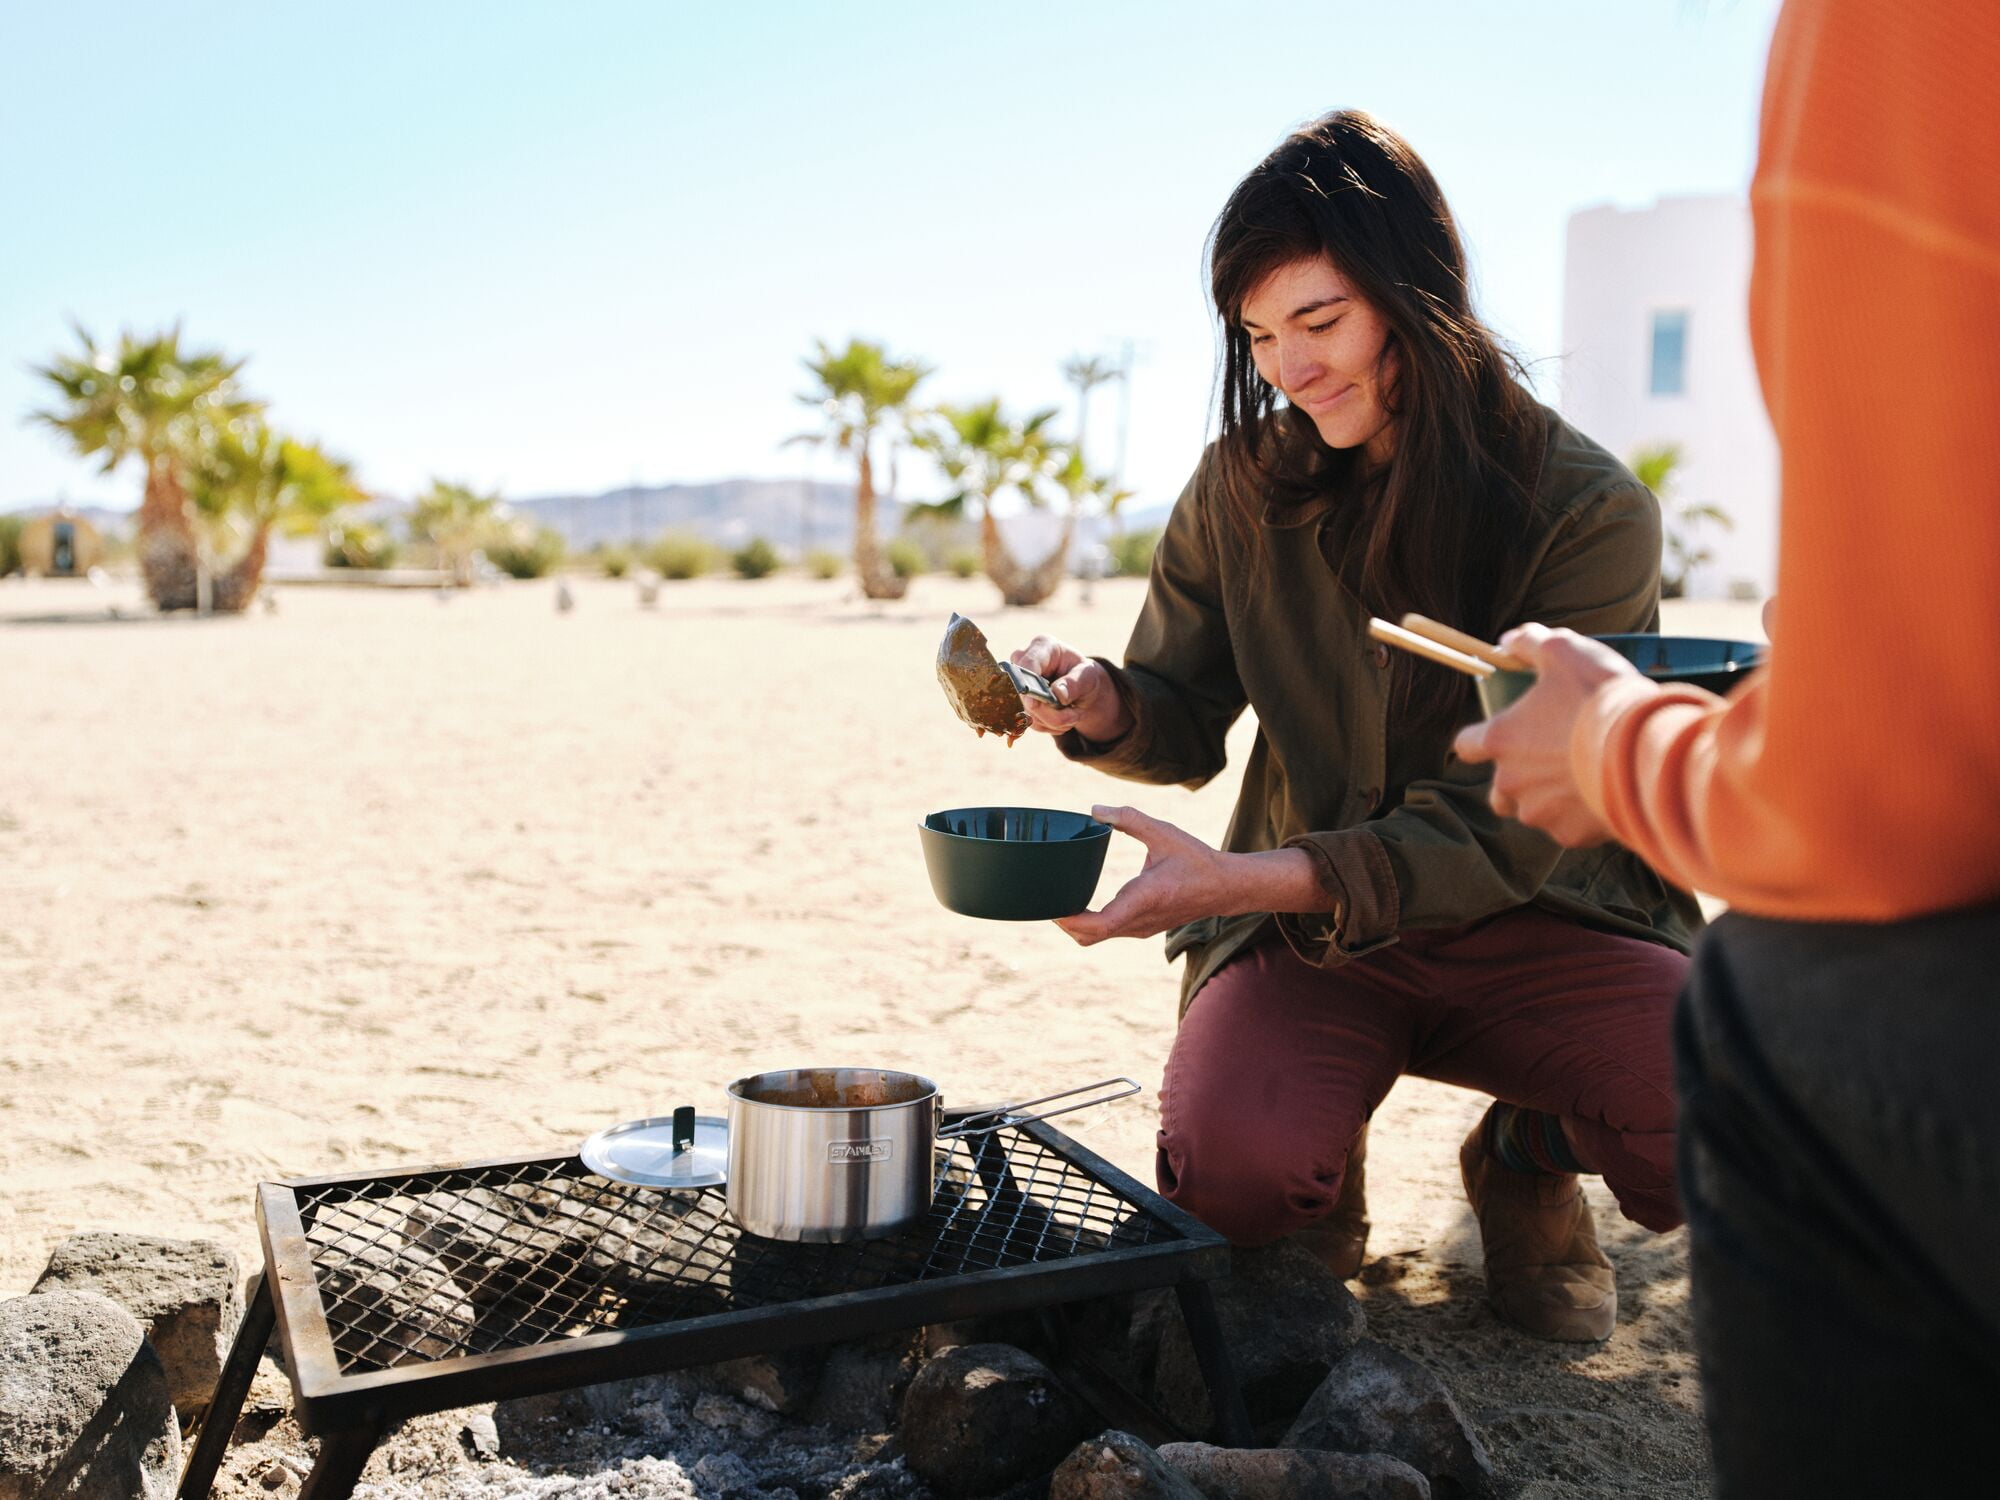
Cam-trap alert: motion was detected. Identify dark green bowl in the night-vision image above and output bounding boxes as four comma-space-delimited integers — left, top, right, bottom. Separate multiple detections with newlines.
920, 806, 1112, 921
1594, 634, 1763, 694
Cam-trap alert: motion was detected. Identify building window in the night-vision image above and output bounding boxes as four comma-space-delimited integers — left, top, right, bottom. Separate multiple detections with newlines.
1649, 310, 1689, 396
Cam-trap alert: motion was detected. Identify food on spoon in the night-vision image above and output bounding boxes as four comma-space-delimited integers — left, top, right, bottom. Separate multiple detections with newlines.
936, 612, 1031, 745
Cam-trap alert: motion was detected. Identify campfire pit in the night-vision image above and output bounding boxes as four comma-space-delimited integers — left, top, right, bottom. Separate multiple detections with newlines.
178, 1115, 1249, 1500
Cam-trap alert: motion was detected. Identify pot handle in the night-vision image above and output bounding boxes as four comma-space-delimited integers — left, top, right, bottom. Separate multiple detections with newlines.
938, 1077, 1141, 1139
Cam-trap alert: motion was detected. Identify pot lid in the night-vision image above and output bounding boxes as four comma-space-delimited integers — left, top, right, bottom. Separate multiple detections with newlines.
581, 1110, 728, 1190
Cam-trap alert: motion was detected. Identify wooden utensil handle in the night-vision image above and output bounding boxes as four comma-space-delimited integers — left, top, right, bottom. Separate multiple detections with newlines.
1367, 618, 1495, 679
1399, 613, 1529, 672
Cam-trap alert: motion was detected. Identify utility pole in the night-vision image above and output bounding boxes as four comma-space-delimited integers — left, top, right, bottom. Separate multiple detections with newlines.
1113, 338, 1136, 490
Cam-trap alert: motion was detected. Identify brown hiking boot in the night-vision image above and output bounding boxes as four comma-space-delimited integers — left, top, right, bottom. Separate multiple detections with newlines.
1293, 1121, 1371, 1280
1459, 1118, 1616, 1342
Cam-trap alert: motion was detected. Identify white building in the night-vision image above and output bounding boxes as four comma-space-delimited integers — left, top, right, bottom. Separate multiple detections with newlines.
1559, 194, 1778, 598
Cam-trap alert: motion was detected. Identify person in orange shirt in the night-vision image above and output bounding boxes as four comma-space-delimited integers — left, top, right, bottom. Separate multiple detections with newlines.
1455, 0, 2000, 1490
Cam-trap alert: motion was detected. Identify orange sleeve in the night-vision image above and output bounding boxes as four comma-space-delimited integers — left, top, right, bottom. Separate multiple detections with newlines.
1570, 0, 2000, 921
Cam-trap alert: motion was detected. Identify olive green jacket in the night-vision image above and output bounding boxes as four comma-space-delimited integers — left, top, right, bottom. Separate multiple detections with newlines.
1060, 409, 1703, 1014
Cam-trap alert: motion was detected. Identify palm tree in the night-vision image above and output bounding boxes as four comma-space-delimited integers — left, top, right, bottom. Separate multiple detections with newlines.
186, 420, 366, 610
913, 399, 1066, 607
1632, 442, 1733, 599
407, 480, 504, 586
788, 338, 930, 600
31, 324, 261, 610
1060, 353, 1122, 469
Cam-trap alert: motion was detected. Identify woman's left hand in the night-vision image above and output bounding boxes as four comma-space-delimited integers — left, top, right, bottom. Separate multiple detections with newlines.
1055, 806, 1237, 946
1452, 624, 1640, 847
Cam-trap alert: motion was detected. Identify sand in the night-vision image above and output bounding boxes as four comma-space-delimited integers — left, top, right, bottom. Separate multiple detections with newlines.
0, 571, 1762, 1496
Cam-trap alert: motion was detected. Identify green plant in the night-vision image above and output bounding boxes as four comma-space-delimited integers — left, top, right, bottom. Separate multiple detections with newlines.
787, 337, 931, 600
0, 515, 22, 576
946, 548, 980, 579
599, 544, 633, 579
805, 547, 842, 580
910, 398, 1066, 606
1632, 442, 1733, 599
31, 324, 264, 610
408, 480, 504, 586
732, 536, 782, 579
485, 524, 567, 579
646, 530, 720, 580
885, 537, 925, 579
323, 520, 399, 570
1110, 527, 1161, 578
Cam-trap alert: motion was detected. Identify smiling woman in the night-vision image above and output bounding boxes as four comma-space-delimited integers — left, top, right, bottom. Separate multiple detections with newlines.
1001, 109, 1701, 1346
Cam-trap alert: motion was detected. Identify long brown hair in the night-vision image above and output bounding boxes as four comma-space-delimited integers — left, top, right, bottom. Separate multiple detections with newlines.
1209, 110, 1547, 729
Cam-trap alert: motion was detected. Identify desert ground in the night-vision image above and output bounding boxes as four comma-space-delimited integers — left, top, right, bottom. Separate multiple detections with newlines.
0, 571, 1762, 1495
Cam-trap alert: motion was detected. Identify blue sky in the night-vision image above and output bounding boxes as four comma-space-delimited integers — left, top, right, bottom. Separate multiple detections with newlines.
0, 0, 1782, 517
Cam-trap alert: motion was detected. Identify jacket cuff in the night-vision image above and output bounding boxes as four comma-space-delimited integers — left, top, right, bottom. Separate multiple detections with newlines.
1275, 829, 1401, 967
1055, 658, 1155, 772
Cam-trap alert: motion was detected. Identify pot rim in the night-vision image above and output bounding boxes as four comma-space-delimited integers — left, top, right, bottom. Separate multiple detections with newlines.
726, 1067, 940, 1114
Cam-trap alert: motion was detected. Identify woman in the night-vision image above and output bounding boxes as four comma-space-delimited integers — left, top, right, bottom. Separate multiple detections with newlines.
1008, 110, 1701, 1343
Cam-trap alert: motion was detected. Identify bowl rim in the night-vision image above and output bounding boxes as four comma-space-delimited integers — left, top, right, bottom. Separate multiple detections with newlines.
920, 805, 1113, 843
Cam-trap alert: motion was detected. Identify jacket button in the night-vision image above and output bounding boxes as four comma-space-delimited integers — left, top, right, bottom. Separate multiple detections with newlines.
1371, 643, 1390, 669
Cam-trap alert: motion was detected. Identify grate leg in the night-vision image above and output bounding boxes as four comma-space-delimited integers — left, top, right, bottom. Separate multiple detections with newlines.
1174, 1281, 1253, 1448
178, 1273, 276, 1500
298, 1413, 384, 1500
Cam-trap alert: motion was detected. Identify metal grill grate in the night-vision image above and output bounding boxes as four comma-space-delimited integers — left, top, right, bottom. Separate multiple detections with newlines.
297, 1129, 1171, 1375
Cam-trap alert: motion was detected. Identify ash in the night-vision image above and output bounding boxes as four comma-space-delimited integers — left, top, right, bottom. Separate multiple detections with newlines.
215, 1364, 933, 1500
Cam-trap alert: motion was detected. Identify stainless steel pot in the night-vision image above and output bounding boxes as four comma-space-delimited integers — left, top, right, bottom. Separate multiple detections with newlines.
723, 1069, 1138, 1242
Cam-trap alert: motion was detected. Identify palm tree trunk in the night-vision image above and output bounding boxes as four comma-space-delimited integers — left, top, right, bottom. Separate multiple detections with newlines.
853, 447, 907, 601
213, 523, 270, 613
984, 506, 1074, 608
138, 458, 200, 611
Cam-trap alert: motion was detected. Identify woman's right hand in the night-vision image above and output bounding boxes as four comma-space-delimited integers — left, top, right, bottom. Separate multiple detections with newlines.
1010, 636, 1134, 743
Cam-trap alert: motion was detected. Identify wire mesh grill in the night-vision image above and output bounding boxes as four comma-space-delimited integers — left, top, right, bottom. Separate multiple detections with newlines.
294, 1129, 1175, 1376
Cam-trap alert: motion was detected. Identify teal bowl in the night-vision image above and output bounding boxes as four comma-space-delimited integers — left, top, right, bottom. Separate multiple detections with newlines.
1594, 634, 1763, 695
1475, 634, 1765, 717
1476, 669, 1537, 718
920, 806, 1111, 921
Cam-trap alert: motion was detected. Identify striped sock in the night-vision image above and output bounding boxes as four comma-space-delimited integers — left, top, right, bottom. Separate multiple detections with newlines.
1482, 1102, 1586, 1176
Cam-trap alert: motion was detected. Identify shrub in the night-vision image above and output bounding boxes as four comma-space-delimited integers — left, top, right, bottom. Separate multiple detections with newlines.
732, 536, 782, 579
599, 544, 633, 579
946, 548, 980, 580
1109, 527, 1161, 578
486, 525, 567, 579
646, 530, 721, 580
0, 515, 22, 577
323, 521, 400, 570
805, 548, 843, 580
885, 538, 925, 580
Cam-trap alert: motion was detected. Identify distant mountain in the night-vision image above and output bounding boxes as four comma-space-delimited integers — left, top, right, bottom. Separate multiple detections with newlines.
512, 478, 887, 555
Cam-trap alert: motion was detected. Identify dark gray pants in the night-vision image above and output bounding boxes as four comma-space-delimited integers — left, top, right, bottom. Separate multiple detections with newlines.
1676, 905, 2000, 1496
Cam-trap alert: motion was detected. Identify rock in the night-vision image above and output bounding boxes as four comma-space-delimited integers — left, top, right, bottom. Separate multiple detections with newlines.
901, 1343, 1092, 1497
709, 1347, 823, 1415
805, 1339, 918, 1432
1150, 1244, 1367, 1442
33, 1231, 243, 1415
1051, 1430, 1207, 1500
1159, 1442, 1431, 1500
0, 1289, 182, 1500
459, 1409, 500, 1459
1282, 1342, 1494, 1500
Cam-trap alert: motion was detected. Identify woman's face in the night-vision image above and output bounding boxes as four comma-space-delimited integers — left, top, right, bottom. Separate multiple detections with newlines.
1241, 256, 1398, 465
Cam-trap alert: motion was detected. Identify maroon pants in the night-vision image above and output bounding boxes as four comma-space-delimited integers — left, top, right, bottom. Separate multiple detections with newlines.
1157, 907, 1688, 1242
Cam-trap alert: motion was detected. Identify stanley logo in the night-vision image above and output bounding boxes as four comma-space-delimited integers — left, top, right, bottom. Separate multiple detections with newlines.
827, 1138, 893, 1165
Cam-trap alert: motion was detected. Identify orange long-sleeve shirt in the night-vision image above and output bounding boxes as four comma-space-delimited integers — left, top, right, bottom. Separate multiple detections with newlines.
1573, 0, 2000, 921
